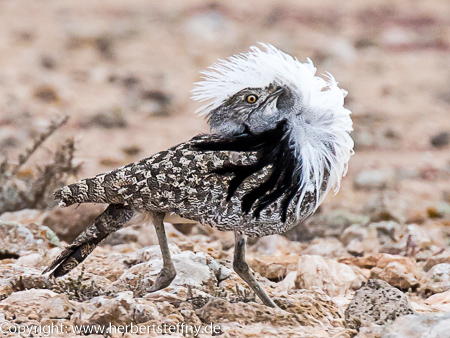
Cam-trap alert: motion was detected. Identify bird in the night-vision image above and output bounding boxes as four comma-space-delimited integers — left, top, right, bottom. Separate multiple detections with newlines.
43, 44, 354, 308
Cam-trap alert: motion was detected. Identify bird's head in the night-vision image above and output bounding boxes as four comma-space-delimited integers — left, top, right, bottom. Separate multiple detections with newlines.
205, 83, 287, 135
192, 44, 354, 217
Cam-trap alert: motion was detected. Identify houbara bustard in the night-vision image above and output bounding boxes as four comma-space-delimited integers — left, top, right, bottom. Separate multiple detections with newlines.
43, 44, 354, 307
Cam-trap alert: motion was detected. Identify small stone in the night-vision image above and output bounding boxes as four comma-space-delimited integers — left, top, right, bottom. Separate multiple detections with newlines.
0, 289, 76, 320
295, 255, 361, 296
425, 289, 450, 312
430, 131, 450, 148
354, 326, 385, 338
426, 202, 450, 219
113, 250, 218, 294
79, 108, 127, 129
33, 85, 60, 103
424, 251, 450, 272
249, 255, 298, 281
345, 279, 414, 330
364, 192, 407, 223
302, 238, 350, 258
369, 261, 420, 290
353, 169, 398, 190
72, 292, 162, 326
382, 312, 450, 338
16, 253, 43, 267
251, 235, 299, 256
287, 209, 369, 241
420, 263, 450, 295
340, 224, 380, 255
0, 221, 58, 257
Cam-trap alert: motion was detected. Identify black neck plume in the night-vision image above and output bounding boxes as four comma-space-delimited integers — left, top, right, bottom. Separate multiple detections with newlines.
194, 120, 302, 222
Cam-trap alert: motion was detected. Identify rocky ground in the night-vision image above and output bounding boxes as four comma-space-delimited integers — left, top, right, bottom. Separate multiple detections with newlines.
1, 0, 450, 337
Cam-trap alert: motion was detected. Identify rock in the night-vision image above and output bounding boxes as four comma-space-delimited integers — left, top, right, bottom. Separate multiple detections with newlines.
196, 297, 278, 324
0, 289, 76, 320
206, 256, 232, 282
43, 204, 105, 242
249, 255, 298, 281
420, 263, 450, 295
368, 221, 401, 252
341, 253, 421, 290
340, 224, 369, 246
364, 192, 407, 223
295, 255, 362, 296
16, 253, 43, 267
339, 253, 418, 274
273, 287, 345, 327
79, 109, 127, 129
72, 291, 162, 326
426, 202, 450, 219
0, 209, 47, 225
0, 264, 52, 294
389, 224, 432, 254
345, 239, 366, 256
370, 261, 420, 290
345, 279, 414, 330
355, 326, 385, 338
353, 169, 398, 190
339, 255, 382, 269
302, 238, 350, 258
250, 234, 301, 256
0, 221, 59, 258
287, 209, 369, 241
51, 270, 113, 302
382, 312, 450, 338
354, 222, 431, 256
424, 251, 450, 272
121, 243, 181, 266
75, 251, 127, 282
33, 84, 60, 103
376, 254, 419, 273
340, 224, 380, 255
430, 131, 450, 148
101, 227, 140, 246
179, 234, 224, 259
113, 250, 221, 295
425, 290, 450, 312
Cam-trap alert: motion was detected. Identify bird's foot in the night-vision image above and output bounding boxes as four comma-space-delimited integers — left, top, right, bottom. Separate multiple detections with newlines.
147, 266, 176, 292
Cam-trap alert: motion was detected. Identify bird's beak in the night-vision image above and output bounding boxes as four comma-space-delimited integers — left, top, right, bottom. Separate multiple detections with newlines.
268, 86, 285, 99
263, 87, 285, 116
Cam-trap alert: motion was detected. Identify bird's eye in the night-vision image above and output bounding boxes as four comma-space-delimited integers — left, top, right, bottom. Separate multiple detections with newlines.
245, 94, 258, 104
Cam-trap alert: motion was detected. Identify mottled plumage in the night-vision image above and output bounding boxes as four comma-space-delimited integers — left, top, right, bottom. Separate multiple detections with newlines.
44, 44, 354, 308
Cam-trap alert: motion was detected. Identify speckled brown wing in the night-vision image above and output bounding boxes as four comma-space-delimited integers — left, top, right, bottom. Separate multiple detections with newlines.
55, 134, 317, 236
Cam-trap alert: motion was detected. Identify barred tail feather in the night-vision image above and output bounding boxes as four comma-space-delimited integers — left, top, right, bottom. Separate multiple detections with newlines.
43, 204, 134, 277
54, 175, 126, 207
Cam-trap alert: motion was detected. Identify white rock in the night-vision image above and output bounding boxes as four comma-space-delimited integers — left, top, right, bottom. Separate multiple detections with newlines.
16, 253, 43, 267
382, 312, 450, 338
425, 290, 450, 312
420, 263, 450, 294
302, 238, 349, 258
295, 255, 359, 296
354, 169, 397, 190
0, 289, 75, 320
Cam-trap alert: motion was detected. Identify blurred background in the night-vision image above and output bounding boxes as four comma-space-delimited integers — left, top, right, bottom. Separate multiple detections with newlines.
0, 0, 449, 226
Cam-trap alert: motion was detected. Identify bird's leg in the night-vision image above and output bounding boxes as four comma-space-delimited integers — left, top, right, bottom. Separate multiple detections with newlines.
233, 231, 277, 308
147, 212, 176, 292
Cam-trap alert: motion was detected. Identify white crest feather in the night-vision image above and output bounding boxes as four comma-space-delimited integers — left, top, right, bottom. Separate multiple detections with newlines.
192, 43, 354, 219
